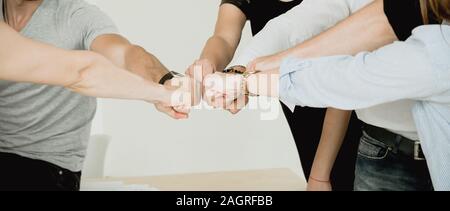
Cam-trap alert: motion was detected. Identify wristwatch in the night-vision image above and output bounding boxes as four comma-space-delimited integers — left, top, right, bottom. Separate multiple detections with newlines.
159, 71, 184, 85
223, 65, 260, 96
223, 65, 247, 74
242, 70, 261, 97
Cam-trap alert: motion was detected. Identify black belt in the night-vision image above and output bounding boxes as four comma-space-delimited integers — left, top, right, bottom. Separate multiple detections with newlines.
362, 123, 426, 161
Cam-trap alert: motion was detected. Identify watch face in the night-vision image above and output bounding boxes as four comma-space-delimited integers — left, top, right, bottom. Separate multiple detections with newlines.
224, 65, 246, 74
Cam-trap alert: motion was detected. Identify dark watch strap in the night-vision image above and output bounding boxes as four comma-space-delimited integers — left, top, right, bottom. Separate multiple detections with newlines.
159, 71, 184, 85
223, 65, 246, 74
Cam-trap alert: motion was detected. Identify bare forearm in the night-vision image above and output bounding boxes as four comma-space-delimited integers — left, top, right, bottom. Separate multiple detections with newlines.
2, 49, 78, 86
291, 1, 395, 59
248, 1, 395, 95
3, 37, 168, 103
265, 0, 397, 69
310, 109, 352, 180
200, 36, 237, 71
92, 35, 170, 83
123, 45, 169, 83
66, 52, 174, 104
0, 24, 175, 104
197, 3, 246, 72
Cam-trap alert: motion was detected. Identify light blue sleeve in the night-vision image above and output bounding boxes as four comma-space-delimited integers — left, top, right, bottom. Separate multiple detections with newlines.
278, 40, 443, 110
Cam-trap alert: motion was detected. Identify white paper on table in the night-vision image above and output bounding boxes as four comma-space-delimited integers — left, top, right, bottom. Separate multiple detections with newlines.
80, 181, 159, 191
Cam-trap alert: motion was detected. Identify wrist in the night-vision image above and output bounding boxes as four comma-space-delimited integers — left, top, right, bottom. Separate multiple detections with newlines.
223, 65, 260, 97
309, 171, 331, 183
309, 168, 331, 183
159, 71, 184, 85
245, 73, 258, 96
309, 162, 332, 183
147, 82, 172, 104
198, 58, 218, 74
309, 176, 330, 183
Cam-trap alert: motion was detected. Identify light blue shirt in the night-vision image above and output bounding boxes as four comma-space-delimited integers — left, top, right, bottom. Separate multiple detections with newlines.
279, 25, 450, 190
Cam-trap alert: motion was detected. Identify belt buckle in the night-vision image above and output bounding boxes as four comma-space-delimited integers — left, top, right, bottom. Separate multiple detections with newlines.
414, 141, 426, 161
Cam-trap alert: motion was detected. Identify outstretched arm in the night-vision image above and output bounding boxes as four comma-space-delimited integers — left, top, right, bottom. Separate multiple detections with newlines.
0, 22, 183, 107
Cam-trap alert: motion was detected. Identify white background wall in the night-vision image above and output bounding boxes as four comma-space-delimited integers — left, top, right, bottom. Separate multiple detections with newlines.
86, 0, 304, 179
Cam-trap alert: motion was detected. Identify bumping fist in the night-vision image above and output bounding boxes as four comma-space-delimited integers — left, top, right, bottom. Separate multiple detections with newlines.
185, 59, 216, 80
203, 72, 247, 111
155, 74, 202, 120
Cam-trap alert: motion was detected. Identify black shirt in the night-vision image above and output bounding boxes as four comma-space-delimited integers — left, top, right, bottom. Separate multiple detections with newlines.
222, 0, 428, 41
221, 0, 303, 35
384, 0, 437, 41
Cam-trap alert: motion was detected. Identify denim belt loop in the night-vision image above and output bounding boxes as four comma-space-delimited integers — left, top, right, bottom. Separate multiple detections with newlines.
392, 135, 402, 154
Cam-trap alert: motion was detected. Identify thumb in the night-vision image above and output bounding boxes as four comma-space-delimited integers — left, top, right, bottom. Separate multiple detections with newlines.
162, 88, 192, 107
191, 64, 204, 83
156, 104, 188, 119
247, 61, 257, 72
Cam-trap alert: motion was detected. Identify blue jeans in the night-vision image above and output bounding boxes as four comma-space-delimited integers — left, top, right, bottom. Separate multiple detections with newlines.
354, 132, 433, 191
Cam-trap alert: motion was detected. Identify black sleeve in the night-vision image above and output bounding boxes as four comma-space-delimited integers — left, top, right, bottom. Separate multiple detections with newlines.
221, 0, 250, 19
384, 0, 424, 41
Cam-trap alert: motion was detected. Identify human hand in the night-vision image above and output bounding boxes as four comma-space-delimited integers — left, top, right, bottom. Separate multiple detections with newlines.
203, 71, 248, 112
155, 75, 200, 120
247, 53, 283, 73
185, 59, 215, 81
186, 60, 249, 114
154, 103, 189, 120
